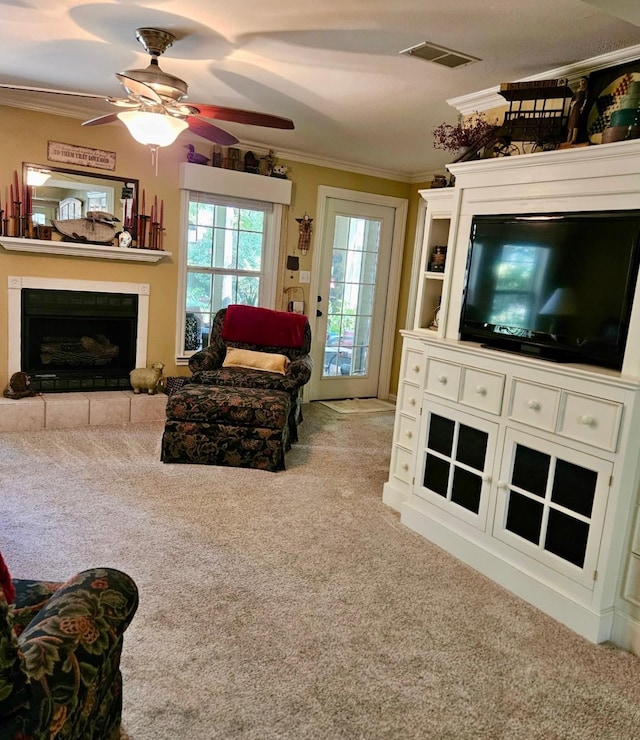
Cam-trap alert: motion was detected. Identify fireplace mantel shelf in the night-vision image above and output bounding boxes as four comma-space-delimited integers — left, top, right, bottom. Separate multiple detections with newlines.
0, 236, 171, 263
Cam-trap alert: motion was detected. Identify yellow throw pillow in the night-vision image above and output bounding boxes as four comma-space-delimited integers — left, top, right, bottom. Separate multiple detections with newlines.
223, 347, 290, 375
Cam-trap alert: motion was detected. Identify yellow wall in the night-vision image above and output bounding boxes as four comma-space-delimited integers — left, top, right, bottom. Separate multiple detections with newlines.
0, 105, 426, 394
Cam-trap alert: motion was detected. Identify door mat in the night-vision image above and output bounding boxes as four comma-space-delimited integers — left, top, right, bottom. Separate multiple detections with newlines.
318, 398, 396, 414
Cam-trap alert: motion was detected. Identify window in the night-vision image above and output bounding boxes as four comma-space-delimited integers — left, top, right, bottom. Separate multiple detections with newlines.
178, 190, 282, 359
86, 191, 108, 212
489, 243, 549, 328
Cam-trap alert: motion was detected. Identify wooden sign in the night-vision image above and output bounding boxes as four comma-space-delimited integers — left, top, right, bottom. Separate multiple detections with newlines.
47, 141, 116, 171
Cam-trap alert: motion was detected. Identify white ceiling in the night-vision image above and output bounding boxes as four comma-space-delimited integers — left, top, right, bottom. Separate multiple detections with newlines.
1, 0, 640, 180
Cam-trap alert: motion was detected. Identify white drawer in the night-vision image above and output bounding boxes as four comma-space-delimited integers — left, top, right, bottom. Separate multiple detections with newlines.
392, 446, 414, 484
398, 381, 421, 418
404, 348, 425, 381
396, 413, 419, 449
459, 367, 505, 415
508, 379, 560, 431
426, 359, 461, 401
557, 392, 623, 452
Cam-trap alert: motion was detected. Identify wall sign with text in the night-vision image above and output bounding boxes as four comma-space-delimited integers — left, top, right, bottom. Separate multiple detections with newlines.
47, 141, 116, 171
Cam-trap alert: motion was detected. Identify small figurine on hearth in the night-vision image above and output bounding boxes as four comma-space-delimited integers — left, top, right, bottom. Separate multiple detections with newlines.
3, 371, 39, 399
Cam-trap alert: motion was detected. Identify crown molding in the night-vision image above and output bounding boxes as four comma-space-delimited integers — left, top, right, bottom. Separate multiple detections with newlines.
237, 137, 413, 183
448, 43, 640, 115
0, 100, 413, 183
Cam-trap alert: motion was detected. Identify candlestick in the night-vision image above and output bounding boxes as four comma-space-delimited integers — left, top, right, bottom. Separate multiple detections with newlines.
13, 202, 21, 237
137, 214, 150, 249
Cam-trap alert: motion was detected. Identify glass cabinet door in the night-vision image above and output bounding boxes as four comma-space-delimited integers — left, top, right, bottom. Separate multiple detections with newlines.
416, 402, 498, 530
493, 428, 612, 588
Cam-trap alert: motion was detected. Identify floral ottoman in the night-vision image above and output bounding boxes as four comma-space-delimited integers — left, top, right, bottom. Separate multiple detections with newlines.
161, 385, 292, 471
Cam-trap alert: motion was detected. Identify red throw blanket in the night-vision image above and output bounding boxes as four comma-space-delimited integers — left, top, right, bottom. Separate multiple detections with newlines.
222, 305, 307, 348
0, 552, 15, 604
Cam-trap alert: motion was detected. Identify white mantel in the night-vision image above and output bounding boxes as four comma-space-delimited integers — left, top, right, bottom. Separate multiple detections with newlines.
1, 236, 171, 262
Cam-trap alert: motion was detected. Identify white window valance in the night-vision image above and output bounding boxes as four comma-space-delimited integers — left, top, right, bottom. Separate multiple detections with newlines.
179, 162, 292, 205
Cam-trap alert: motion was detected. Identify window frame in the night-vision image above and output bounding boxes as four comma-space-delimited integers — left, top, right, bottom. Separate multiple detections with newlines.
175, 188, 283, 364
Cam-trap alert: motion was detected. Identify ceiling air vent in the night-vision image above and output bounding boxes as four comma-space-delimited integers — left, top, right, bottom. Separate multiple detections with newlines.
399, 41, 480, 69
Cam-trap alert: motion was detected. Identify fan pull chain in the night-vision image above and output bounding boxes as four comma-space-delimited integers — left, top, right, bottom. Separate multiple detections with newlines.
150, 145, 160, 175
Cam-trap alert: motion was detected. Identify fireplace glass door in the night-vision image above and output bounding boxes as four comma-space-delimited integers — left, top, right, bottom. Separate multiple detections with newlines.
21, 288, 138, 392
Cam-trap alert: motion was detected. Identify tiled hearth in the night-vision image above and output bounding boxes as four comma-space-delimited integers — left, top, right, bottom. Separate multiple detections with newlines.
0, 391, 167, 433
2, 275, 162, 432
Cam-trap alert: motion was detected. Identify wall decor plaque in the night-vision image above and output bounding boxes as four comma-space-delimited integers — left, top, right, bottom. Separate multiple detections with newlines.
47, 141, 116, 171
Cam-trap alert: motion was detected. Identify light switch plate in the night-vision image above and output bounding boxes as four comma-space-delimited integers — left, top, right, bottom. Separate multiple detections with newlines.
299, 270, 311, 283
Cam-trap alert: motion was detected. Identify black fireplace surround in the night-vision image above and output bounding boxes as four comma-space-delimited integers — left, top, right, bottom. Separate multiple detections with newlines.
21, 288, 138, 392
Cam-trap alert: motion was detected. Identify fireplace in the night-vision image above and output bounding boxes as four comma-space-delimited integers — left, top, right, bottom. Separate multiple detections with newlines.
22, 289, 138, 392
8, 276, 150, 393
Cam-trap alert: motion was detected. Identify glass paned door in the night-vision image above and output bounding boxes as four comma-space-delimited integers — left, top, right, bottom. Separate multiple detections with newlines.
311, 198, 395, 400
416, 403, 497, 530
493, 429, 612, 586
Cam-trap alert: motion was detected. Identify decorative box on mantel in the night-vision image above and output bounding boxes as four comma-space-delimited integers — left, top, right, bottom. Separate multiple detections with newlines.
0, 236, 171, 262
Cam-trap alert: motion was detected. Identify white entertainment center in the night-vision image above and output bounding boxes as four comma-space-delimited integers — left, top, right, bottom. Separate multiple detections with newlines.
383, 139, 640, 653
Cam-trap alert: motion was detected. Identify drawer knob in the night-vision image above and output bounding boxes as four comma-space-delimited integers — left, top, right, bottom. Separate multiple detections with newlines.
579, 415, 596, 428
405, 430, 413, 439
401, 463, 409, 471
438, 375, 448, 385
476, 385, 487, 396
497, 480, 508, 490
411, 364, 420, 373
409, 397, 416, 406
527, 400, 541, 411
482, 473, 491, 483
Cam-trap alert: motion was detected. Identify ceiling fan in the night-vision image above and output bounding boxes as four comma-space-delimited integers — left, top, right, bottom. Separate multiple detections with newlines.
0, 27, 295, 150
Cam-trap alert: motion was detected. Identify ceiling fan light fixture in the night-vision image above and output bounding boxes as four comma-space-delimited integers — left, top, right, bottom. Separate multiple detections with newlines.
117, 110, 188, 147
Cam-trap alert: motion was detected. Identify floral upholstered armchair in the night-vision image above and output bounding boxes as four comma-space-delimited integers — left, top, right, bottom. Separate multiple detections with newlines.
188, 305, 313, 442
0, 562, 138, 740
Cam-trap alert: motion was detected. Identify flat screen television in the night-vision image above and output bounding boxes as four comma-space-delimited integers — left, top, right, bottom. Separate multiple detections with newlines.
459, 210, 640, 369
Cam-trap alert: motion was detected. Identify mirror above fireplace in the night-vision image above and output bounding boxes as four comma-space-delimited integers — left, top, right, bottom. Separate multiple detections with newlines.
0, 165, 166, 262
23, 162, 138, 233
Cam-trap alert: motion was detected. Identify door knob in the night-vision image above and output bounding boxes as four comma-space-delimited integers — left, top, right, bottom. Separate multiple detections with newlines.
316, 309, 323, 317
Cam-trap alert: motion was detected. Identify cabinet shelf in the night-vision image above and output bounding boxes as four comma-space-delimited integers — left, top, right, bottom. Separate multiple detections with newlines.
414, 189, 455, 333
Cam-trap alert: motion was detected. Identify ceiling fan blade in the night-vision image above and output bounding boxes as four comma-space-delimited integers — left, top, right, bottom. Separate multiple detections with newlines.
186, 116, 238, 146
82, 112, 121, 127
0, 82, 110, 100
188, 103, 294, 130
116, 73, 162, 104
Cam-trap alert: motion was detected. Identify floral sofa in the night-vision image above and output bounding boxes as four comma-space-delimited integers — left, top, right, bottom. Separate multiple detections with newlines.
0, 565, 138, 740
187, 305, 313, 443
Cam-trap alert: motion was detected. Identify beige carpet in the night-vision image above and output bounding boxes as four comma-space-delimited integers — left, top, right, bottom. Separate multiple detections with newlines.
1, 404, 640, 739
318, 398, 396, 413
